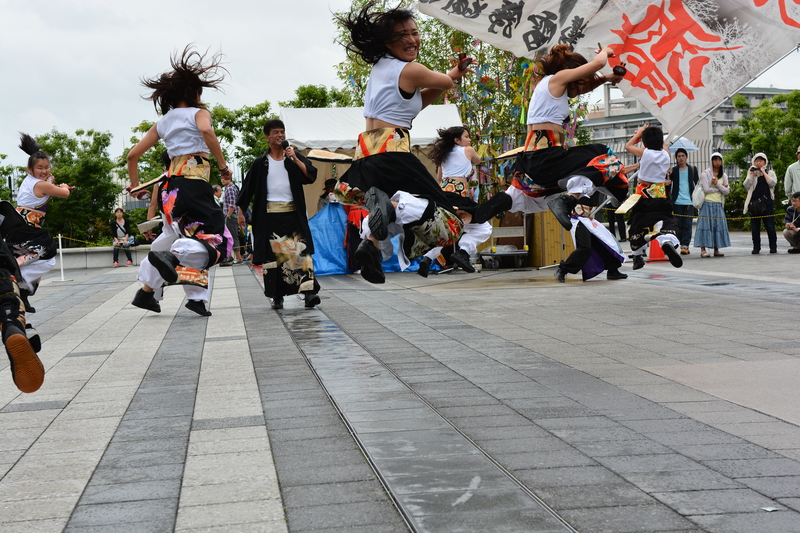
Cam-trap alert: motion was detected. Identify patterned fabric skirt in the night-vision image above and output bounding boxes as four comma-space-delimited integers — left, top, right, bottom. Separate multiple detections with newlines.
514, 143, 629, 202
159, 155, 229, 268
4, 225, 56, 262
694, 201, 731, 248
262, 212, 318, 298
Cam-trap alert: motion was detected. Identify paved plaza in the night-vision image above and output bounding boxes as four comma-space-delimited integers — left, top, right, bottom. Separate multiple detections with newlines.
2, 230, 800, 533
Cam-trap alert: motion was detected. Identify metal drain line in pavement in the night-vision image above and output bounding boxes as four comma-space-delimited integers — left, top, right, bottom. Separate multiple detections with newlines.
278, 309, 576, 533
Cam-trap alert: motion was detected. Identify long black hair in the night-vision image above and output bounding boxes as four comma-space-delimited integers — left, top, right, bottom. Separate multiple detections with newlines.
141, 45, 227, 115
428, 126, 468, 168
19, 133, 50, 170
337, 0, 416, 65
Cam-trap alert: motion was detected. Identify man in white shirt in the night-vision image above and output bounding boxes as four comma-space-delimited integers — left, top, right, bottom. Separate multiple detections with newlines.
236, 120, 321, 310
784, 145, 800, 197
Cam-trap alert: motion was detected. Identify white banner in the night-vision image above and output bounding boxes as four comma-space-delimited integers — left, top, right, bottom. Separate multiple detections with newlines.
419, 0, 800, 139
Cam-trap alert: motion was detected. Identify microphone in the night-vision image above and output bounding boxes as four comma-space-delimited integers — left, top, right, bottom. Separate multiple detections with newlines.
280, 140, 294, 162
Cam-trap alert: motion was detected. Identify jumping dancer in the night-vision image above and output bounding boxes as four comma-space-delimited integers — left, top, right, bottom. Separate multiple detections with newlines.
334, 1, 471, 283
554, 202, 627, 282
623, 125, 682, 270
419, 126, 491, 276
127, 46, 232, 317
477, 44, 628, 226
10, 134, 71, 313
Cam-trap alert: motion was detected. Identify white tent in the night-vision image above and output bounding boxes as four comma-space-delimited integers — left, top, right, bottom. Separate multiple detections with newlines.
280, 104, 463, 151
280, 104, 464, 217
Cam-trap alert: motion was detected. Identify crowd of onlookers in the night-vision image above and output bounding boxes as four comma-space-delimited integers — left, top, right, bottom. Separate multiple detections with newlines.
606, 145, 800, 256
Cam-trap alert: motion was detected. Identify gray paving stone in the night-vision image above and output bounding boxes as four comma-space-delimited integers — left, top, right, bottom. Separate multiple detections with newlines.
650, 488, 784, 515
557, 503, 697, 533
690, 510, 800, 533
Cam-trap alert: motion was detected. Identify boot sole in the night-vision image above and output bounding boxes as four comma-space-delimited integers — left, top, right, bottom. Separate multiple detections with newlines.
6, 332, 44, 393
355, 244, 385, 284
365, 188, 394, 241
148, 252, 179, 283
662, 244, 684, 268
451, 252, 476, 273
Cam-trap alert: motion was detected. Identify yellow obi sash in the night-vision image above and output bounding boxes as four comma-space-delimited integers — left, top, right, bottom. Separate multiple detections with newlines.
441, 177, 469, 198
353, 128, 411, 161
524, 129, 564, 151
267, 201, 296, 213
168, 155, 211, 181
17, 207, 45, 228
636, 181, 667, 199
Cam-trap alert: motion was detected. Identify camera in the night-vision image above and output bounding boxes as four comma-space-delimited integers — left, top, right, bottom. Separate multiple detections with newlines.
750, 166, 758, 172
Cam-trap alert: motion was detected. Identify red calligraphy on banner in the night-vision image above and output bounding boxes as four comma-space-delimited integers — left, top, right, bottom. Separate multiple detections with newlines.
754, 0, 800, 28
608, 0, 741, 107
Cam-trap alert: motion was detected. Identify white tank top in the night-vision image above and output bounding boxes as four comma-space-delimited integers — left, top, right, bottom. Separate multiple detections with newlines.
363, 56, 423, 129
266, 156, 294, 202
639, 148, 671, 183
156, 107, 211, 158
17, 175, 49, 211
441, 145, 473, 178
527, 75, 570, 125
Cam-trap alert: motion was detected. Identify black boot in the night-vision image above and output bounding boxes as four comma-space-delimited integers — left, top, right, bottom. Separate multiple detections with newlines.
606, 269, 628, 280
417, 256, 431, 278
554, 266, 566, 283
632, 255, 645, 270
132, 288, 161, 313
185, 299, 211, 316
547, 195, 578, 230
148, 251, 180, 283
364, 187, 396, 241
304, 293, 321, 308
355, 240, 385, 284
19, 288, 35, 314
271, 297, 284, 310
450, 248, 476, 273
661, 242, 683, 268
25, 323, 41, 353
473, 191, 513, 224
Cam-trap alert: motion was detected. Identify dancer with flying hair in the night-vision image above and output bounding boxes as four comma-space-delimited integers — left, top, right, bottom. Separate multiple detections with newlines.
127, 46, 232, 317
476, 44, 629, 228
418, 126, 491, 276
11, 134, 71, 312
334, 1, 487, 283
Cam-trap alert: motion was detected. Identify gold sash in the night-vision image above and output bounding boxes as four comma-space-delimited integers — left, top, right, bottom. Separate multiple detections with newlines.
353, 128, 411, 161
168, 155, 211, 181
267, 201, 296, 213
17, 207, 45, 228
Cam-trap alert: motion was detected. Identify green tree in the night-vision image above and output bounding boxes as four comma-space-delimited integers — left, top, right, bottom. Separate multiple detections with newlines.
35, 129, 117, 246
0, 155, 17, 201
119, 120, 168, 186
723, 90, 800, 228
279, 84, 352, 108
211, 101, 276, 173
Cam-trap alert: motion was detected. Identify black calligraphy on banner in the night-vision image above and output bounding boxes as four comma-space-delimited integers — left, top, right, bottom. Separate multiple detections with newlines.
522, 11, 558, 52
487, 0, 525, 39
441, 0, 489, 19
559, 15, 585, 44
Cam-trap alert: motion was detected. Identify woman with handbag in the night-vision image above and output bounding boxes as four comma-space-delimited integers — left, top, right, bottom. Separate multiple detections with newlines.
743, 152, 777, 254
694, 153, 731, 257
111, 208, 133, 267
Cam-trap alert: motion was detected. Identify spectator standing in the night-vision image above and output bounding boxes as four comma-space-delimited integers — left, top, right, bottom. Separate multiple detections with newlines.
212, 185, 224, 209
667, 147, 699, 255
784, 146, 800, 197
694, 153, 730, 257
744, 152, 778, 254
317, 179, 337, 212
783, 191, 800, 253
221, 174, 243, 264
111, 208, 134, 267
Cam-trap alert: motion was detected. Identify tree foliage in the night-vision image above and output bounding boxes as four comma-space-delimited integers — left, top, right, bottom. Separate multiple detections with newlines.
723, 90, 800, 227
211, 101, 276, 173
0, 155, 17, 201
35, 129, 117, 246
119, 120, 168, 186
279, 84, 352, 108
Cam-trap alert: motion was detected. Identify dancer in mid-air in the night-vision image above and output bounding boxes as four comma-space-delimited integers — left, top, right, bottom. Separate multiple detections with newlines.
127, 46, 232, 316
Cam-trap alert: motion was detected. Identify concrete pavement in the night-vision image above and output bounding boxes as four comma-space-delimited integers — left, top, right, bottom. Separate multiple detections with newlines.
2, 230, 800, 532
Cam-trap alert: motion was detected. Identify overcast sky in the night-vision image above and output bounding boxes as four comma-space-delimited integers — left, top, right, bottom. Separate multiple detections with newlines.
2, 0, 799, 170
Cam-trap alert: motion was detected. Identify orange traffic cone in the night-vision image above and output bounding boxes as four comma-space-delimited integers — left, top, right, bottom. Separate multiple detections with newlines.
647, 238, 669, 263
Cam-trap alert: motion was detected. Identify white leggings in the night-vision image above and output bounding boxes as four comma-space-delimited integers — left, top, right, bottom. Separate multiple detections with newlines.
137, 222, 210, 302
19, 257, 56, 293
424, 221, 492, 260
